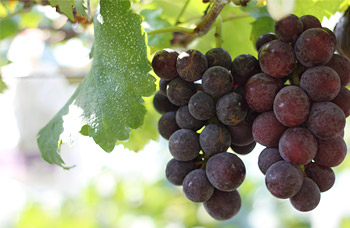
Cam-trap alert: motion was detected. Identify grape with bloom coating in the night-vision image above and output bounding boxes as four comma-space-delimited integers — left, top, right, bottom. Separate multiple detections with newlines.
165, 158, 197, 185
231, 141, 256, 155
152, 49, 179, 80
153, 91, 178, 114
290, 177, 321, 212
183, 169, 214, 202
205, 48, 232, 70
202, 66, 233, 98
305, 162, 335, 192
255, 32, 277, 51
167, 78, 196, 106
332, 87, 350, 117
188, 92, 216, 120
300, 15, 321, 31
274, 14, 303, 43
158, 112, 180, 139
231, 54, 260, 84
314, 136, 347, 167
200, 124, 231, 156
216, 92, 247, 125
169, 129, 200, 161
176, 106, 205, 131
325, 54, 350, 86
176, 49, 208, 82
258, 148, 282, 174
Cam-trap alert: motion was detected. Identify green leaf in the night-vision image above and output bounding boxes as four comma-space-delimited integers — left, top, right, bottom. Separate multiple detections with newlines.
294, 0, 347, 21
250, 16, 275, 47
75, 0, 87, 17
37, 0, 156, 168
140, 8, 172, 50
0, 75, 7, 93
118, 96, 160, 151
241, 0, 270, 19
0, 18, 19, 40
47, 0, 75, 21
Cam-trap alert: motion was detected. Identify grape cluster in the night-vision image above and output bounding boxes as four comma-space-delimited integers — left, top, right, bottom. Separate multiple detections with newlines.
254, 14, 349, 212
152, 48, 260, 220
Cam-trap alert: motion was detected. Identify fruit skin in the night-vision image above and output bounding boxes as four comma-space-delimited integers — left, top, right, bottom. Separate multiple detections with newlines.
205, 48, 232, 70
294, 28, 335, 67
314, 136, 347, 167
258, 148, 282, 174
202, 66, 233, 98
274, 14, 303, 43
331, 86, 350, 117
199, 124, 231, 156
278, 127, 318, 165
165, 158, 197, 185
290, 177, 321, 212
176, 105, 205, 131
231, 141, 256, 155
168, 129, 200, 161
166, 78, 196, 106
231, 54, 261, 84
334, 8, 350, 60
325, 54, 350, 86
158, 112, 180, 139
305, 162, 335, 192
300, 15, 321, 31
255, 33, 277, 51
216, 92, 247, 126
188, 91, 216, 120
152, 49, 180, 80
182, 169, 214, 203
259, 40, 296, 78
176, 49, 208, 82
153, 91, 178, 114
228, 118, 254, 146
204, 189, 241, 221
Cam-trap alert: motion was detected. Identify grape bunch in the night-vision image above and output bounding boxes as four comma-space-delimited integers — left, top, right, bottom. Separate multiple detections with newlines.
253, 14, 350, 212
152, 47, 260, 220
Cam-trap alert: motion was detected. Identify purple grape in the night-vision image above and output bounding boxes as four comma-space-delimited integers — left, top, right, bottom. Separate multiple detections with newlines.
265, 160, 303, 199
305, 162, 335, 192
255, 32, 278, 51
176, 106, 205, 131
300, 66, 340, 102
231, 141, 256, 155
204, 189, 241, 220
152, 49, 179, 80
258, 148, 283, 174
176, 49, 208, 82
231, 54, 261, 84
274, 86, 310, 127
300, 15, 321, 31
165, 158, 198, 185
216, 92, 248, 126
294, 28, 335, 67
205, 48, 232, 70
182, 169, 214, 202
158, 112, 180, 139
290, 177, 321, 212
252, 111, 287, 147
188, 92, 215, 120
245, 73, 284, 112
153, 91, 179, 114
166, 78, 196, 106
306, 102, 345, 140
325, 54, 350, 86
259, 40, 296, 78
159, 79, 170, 96
274, 14, 303, 43
199, 124, 231, 156
228, 119, 254, 146
332, 86, 350, 117
279, 127, 318, 165
314, 136, 347, 167
206, 152, 246, 192
202, 66, 233, 98
168, 129, 200, 161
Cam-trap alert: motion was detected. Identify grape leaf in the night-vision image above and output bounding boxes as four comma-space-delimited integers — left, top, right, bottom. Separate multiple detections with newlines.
294, 0, 347, 21
47, 0, 74, 20
0, 74, 7, 93
75, 0, 87, 17
37, 0, 156, 168
250, 16, 275, 47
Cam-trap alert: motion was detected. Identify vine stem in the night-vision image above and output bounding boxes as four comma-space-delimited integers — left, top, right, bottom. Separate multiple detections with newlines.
174, 0, 191, 25
147, 0, 231, 46
215, 15, 223, 48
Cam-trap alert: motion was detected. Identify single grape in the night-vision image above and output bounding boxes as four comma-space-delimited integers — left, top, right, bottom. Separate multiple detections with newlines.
323, 27, 337, 47
305, 162, 335, 192
205, 48, 232, 70
152, 49, 179, 80
176, 106, 205, 131
204, 189, 241, 221
314, 136, 347, 167
166, 78, 196, 106
199, 124, 231, 156
165, 158, 198, 185
158, 112, 180, 139
294, 28, 335, 67
168, 129, 200, 161
245, 73, 284, 112
206, 152, 246, 192
325, 54, 350, 86
188, 92, 216, 120
258, 148, 283, 174
252, 111, 287, 147
300, 15, 321, 31
306, 102, 345, 140
228, 118, 254, 146
332, 86, 350, 117
176, 49, 208, 82
182, 169, 214, 202
265, 160, 303, 199
300, 66, 340, 102
255, 32, 277, 51
290, 177, 321, 212
274, 86, 310, 127
231, 141, 256, 155
279, 127, 318, 165
202, 66, 233, 98
159, 79, 170, 96
216, 92, 247, 126
153, 91, 178, 114
231, 54, 261, 84
274, 14, 304, 43
259, 40, 296, 78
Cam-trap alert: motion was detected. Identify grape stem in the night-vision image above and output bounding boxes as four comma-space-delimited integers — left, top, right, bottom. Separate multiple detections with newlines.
174, 0, 191, 25
147, 0, 231, 46
215, 15, 223, 48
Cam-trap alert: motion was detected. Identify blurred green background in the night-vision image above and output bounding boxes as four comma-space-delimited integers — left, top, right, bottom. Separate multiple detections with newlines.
0, 0, 350, 227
